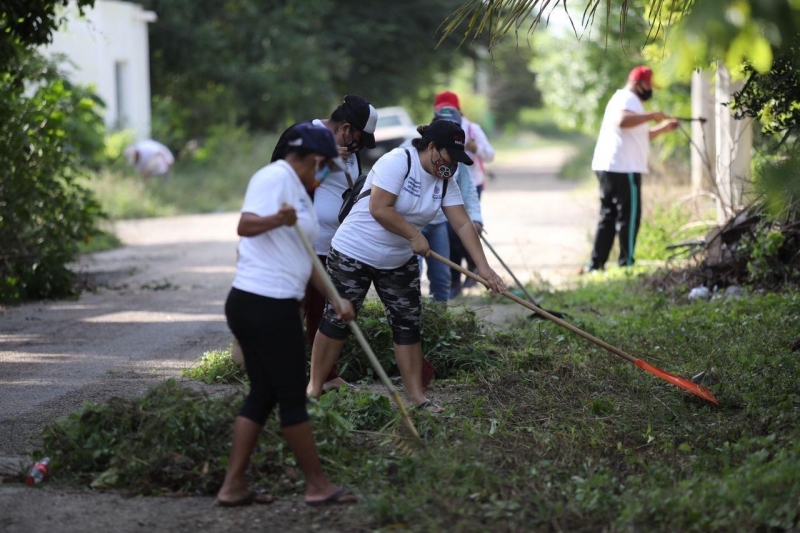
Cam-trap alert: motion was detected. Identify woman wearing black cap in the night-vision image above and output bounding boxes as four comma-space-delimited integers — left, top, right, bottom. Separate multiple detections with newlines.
217, 123, 357, 507
270, 95, 379, 393
307, 121, 506, 412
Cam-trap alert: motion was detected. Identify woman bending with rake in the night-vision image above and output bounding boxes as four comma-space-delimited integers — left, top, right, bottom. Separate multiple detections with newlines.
307, 120, 505, 412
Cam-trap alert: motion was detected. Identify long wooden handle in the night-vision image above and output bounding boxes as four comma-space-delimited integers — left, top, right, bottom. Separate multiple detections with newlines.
294, 225, 420, 439
479, 234, 540, 307
429, 251, 637, 364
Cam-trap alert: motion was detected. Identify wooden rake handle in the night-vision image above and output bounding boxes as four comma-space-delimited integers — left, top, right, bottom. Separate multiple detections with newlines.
294, 225, 420, 440
429, 251, 638, 365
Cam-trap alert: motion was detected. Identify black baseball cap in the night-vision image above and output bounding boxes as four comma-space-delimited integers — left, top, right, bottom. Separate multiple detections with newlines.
421, 120, 473, 165
339, 94, 378, 149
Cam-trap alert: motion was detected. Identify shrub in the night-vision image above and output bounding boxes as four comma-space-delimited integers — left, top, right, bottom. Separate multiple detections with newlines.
0, 51, 106, 302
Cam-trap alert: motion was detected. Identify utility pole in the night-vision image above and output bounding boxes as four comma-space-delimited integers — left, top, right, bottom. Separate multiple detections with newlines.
714, 63, 753, 222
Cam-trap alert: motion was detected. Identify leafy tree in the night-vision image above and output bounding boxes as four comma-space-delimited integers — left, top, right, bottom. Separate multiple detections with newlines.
0, 0, 94, 72
134, 0, 473, 147
440, 0, 799, 74
732, 41, 800, 218
487, 38, 541, 128
530, 4, 690, 150
1, 1, 106, 302
732, 42, 800, 141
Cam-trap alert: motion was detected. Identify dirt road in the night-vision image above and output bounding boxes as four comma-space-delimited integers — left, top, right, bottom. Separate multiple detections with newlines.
0, 147, 595, 532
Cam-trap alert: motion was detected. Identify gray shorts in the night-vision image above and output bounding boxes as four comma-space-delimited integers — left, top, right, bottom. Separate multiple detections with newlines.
318, 248, 421, 345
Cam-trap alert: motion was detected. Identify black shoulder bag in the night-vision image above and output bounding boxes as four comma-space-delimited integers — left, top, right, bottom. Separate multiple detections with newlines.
338, 149, 448, 223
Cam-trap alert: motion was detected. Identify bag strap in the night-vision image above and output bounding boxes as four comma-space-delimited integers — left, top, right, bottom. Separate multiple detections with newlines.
355, 148, 412, 202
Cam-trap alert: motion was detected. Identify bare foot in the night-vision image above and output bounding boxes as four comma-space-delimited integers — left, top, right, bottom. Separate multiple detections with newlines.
217, 482, 258, 506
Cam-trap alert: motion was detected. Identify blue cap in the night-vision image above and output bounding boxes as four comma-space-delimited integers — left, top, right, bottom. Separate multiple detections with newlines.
286, 122, 339, 159
432, 105, 462, 125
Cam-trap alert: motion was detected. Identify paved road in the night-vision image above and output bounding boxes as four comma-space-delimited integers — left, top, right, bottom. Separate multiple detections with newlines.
0, 146, 596, 470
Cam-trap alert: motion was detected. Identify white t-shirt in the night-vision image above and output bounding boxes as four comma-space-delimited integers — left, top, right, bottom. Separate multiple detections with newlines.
309, 119, 359, 256
232, 160, 319, 300
591, 89, 650, 174
332, 147, 464, 269
125, 140, 174, 175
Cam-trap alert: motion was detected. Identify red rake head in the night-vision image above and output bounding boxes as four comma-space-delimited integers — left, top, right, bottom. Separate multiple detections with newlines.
635, 359, 721, 406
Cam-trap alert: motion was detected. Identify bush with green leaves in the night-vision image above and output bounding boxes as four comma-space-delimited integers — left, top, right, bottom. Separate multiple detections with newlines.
0, 51, 106, 302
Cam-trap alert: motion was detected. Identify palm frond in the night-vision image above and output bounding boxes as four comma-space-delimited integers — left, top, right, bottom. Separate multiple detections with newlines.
438, 0, 694, 50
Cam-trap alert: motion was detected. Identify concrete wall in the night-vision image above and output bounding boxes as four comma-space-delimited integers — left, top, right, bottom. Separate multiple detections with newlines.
43, 1, 157, 140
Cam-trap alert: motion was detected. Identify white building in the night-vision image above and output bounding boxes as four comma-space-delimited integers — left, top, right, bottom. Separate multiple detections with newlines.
42, 1, 157, 140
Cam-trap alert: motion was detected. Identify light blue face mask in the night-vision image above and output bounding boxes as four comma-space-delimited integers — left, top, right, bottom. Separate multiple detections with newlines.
315, 164, 331, 184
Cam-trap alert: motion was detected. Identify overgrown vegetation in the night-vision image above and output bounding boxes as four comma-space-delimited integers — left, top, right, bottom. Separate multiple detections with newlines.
183, 301, 511, 386
89, 126, 279, 218
182, 344, 243, 385
0, 51, 106, 302
37, 271, 800, 532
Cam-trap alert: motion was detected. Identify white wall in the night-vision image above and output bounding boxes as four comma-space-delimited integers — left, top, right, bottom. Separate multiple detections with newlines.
43, 1, 157, 141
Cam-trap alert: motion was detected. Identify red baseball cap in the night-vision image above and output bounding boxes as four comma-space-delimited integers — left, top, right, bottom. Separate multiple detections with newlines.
628, 66, 654, 84
434, 91, 460, 111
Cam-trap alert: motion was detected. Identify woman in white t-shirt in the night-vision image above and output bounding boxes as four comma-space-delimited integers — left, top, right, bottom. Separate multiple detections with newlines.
218, 123, 357, 508
307, 120, 506, 412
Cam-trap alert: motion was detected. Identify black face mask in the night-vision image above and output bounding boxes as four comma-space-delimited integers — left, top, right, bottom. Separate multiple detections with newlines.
342, 128, 362, 153
636, 86, 653, 101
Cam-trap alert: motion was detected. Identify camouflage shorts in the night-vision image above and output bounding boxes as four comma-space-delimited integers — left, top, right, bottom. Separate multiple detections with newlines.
319, 248, 421, 345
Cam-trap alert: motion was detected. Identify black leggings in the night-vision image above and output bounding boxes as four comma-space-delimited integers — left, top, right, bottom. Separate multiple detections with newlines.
225, 287, 308, 428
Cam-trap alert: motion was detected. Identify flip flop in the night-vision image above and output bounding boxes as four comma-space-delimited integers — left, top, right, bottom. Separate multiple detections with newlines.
217, 491, 275, 508
416, 400, 443, 413
321, 380, 360, 393
305, 487, 357, 507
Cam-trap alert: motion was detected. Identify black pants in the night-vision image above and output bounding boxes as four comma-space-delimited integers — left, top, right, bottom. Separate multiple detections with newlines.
225, 287, 308, 428
589, 171, 642, 269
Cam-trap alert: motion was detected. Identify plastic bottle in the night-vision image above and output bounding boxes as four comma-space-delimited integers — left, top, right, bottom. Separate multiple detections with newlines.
26, 457, 51, 485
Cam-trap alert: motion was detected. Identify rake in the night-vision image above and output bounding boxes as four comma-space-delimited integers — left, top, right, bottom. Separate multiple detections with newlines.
479, 234, 568, 319
294, 225, 422, 440
430, 251, 720, 406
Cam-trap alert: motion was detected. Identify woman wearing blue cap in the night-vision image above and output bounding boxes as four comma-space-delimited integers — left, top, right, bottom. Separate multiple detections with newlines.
217, 123, 357, 507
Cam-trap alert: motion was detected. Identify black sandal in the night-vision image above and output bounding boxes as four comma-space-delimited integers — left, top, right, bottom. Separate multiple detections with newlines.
217, 491, 275, 508
305, 487, 357, 507
416, 400, 443, 413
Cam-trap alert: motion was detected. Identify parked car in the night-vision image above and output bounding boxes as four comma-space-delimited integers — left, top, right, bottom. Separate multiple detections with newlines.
360, 106, 419, 167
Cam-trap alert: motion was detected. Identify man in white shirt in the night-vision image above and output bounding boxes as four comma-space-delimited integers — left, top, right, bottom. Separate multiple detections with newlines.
124, 139, 174, 179
582, 66, 678, 273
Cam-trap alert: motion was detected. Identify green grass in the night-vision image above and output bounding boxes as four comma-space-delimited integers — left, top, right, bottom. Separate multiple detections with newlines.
76, 229, 123, 254
35, 272, 800, 532
89, 128, 279, 219
558, 136, 596, 182
181, 344, 245, 384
